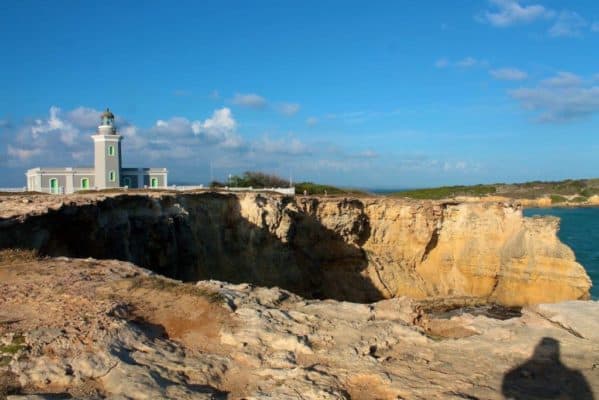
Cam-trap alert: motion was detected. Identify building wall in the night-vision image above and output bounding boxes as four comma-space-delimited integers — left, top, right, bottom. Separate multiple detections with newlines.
120, 174, 138, 188
40, 174, 67, 190
142, 173, 167, 188
73, 175, 95, 190
93, 134, 122, 189
26, 169, 96, 194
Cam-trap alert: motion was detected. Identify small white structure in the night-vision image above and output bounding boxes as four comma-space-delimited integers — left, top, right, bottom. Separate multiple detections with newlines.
26, 108, 168, 194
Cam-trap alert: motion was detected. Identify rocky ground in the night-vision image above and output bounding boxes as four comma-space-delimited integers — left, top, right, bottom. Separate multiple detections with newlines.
1, 253, 597, 399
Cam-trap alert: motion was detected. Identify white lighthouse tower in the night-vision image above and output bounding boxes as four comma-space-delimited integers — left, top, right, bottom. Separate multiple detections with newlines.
91, 108, 122, 189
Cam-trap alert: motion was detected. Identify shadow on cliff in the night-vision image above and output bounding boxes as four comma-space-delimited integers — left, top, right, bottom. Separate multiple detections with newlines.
0, 193, 384, 303
502, 337, 595, 400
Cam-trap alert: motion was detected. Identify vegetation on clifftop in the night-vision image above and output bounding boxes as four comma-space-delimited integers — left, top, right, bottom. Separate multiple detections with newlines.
395, 185, 497, 200
294, 182, 366, 196
393, 178, 599, 200
211, 171, 366, 195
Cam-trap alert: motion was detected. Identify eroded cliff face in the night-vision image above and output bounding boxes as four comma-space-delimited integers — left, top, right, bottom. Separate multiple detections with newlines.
0, 192, 591, 305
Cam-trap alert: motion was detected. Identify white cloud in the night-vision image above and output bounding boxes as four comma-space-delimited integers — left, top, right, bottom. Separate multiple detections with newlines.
353, 150, 378, 159
7, 145, 42, 161
5, 106, 123, 166
548, 11, 587, 37
192, 108, 243, 148
510, 72, 599, 122
277, 102, 301, 116
435, 58, 449, 68
67, 107, 101, 129
436, 57, 487, 69
254, 135, 309, 156
456, 57, 478, 68
153, 117, 195, 137
541, 71, 582, 87
478, 0, 555, 27
5, 106, 461, 188
592, 22, 599, 32
306, 117, 319, 126
490, 68, 528, 81
25, 106, 80, 146
443, 161, 470, 171
231, 93, 267, 109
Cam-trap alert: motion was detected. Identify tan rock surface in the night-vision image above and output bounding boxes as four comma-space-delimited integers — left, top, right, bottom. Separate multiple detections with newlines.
1, 257, 598, 399
0, 192, 592, 306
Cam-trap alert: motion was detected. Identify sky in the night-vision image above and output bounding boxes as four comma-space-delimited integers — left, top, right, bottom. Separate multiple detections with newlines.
1, 0, 598, 189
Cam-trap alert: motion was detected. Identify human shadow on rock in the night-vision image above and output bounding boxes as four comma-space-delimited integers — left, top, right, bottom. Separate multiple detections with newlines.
502, 337, 594, 400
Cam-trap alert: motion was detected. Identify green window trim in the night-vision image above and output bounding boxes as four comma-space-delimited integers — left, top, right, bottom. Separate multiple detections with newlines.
151, 177, 159, 188
109, 171, 116, 182
49, 178, 59, 194
81, 178, 90, 189
108, 145, 116, 156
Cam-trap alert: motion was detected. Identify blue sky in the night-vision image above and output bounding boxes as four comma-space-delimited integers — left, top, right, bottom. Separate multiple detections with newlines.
1, 0, 598, 188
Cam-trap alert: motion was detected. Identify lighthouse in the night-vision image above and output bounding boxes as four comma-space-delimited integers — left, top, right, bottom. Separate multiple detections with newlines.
92, 108, 123, 189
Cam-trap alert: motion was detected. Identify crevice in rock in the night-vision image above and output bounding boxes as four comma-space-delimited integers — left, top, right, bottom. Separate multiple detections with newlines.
531, 311, 586, 339
420, 204, 446, 263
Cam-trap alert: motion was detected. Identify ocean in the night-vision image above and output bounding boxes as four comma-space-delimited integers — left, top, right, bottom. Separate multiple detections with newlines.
524, 207, 599, 300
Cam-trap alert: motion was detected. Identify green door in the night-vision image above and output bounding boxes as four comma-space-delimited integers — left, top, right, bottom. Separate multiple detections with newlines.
81, 178, 89, 189
123, 177, 131, 188
151, 178, 158, 188
50, 178, 58, 194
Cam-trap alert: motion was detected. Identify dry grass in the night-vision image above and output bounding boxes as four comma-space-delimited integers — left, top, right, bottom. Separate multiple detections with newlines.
0, 191, 48, 197
0, 249, 39, 265
74, 188, 181, 195
129, 275, 224, 303
0, 335, 25, 356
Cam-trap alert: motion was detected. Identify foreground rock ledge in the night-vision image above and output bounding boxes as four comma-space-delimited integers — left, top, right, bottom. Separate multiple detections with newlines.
0, 192, 592, 306
1, 258, 598, 399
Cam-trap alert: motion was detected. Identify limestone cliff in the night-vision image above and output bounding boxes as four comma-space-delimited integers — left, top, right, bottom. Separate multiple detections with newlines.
0, 192, 591, 305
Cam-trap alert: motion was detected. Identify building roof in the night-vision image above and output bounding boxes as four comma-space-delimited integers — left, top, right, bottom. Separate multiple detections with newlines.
101, 108, 114, 119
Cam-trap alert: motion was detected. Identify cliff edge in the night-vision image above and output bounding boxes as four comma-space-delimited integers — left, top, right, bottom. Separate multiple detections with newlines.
0, 192, 592, 306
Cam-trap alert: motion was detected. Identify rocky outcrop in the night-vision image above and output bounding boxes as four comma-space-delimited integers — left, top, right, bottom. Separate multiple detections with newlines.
457, 194, 599, 208
1, 257, 598, 399
0, 192, 592, 305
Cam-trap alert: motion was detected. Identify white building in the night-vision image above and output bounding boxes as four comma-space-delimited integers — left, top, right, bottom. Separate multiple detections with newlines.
26, 108, 167, 194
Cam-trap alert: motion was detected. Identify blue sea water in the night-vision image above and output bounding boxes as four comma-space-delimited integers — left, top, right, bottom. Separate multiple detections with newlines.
524, 208, 599, 300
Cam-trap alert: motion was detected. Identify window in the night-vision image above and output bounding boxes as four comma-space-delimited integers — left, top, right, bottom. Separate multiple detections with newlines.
151, 178, 158, 188
109, 171, 116, 182
108, 145, 115, 156
81, 178, 89, 189
123, 177, 131, 188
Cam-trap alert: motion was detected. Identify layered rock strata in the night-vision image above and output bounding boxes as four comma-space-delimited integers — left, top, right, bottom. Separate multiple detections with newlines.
0, 192, 592, 305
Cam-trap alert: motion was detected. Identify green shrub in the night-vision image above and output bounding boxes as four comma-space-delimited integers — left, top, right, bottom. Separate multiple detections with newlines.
394, 185, 496, 200
570, 196, 588, 203
129, 276, 224, 303
550, 195, 567, 204
295, 182, 365, 196
228, 171, 289, 188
